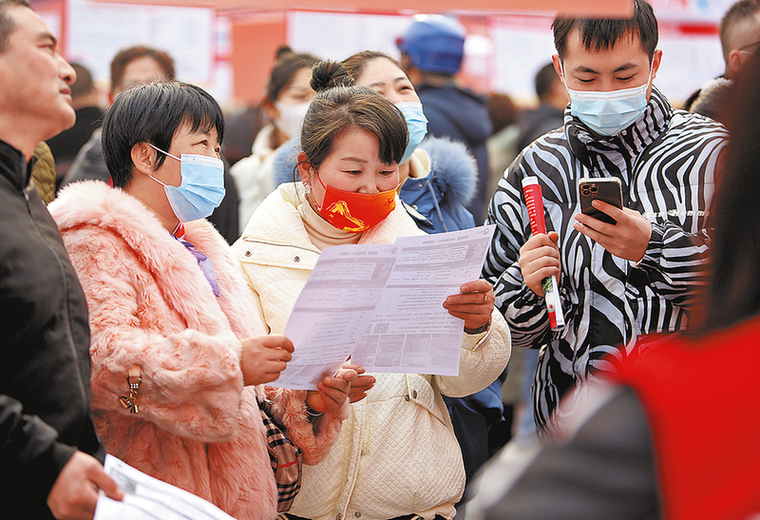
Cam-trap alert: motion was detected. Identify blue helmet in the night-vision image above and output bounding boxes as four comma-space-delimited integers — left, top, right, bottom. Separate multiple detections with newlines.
398, 15, 466, 75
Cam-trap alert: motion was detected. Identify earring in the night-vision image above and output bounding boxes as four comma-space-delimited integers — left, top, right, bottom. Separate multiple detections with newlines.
303, 181, 311, 191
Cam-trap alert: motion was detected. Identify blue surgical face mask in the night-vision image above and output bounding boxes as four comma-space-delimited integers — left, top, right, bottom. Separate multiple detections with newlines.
562, 64, 653, 136
147, 144, 225, 222
395, 102, 428, 164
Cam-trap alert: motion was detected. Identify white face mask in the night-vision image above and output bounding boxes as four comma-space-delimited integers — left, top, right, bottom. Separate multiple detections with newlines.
274, 101, 310, 140
562, 64, 654, 136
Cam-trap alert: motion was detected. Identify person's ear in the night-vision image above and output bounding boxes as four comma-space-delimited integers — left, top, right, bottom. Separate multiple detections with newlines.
651, 49, 663, 80
297, 151, 313, 184
263, 100, 279, 122
552, 54, 565, 84
130, 142, 156, 176
727, 48, 744, 77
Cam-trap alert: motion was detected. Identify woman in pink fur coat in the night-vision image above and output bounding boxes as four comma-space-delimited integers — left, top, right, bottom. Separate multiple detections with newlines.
48, 82, 356, 520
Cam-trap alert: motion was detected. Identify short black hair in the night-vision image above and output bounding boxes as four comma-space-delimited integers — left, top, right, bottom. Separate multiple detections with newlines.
720, 0, 760, 60
690, 78, 734, 125
553, 0, 659, 63
0, 0, 32, 52
71, 63, 95, 98
487, 93, 518, 134
102, 81, 224, 188
535, 62, 560, 101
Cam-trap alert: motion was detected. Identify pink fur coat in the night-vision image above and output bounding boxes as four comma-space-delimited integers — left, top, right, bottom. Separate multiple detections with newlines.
49, 181, 345, 520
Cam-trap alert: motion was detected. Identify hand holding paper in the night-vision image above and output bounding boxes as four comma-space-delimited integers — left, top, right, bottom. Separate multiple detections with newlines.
240, 335, 294, 386
48, 451, 123, 520
443, 279, 494, 332
343, 363, 375, 403
306, 365, 359, 414
275, 225, 497, 390
94, 455, 236, 520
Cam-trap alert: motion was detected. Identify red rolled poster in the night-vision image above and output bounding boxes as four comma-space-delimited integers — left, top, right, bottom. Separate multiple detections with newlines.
521, 177, 565, 331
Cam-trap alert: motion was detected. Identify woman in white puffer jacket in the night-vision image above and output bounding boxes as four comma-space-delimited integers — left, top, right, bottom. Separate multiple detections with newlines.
232, 61, 511, 520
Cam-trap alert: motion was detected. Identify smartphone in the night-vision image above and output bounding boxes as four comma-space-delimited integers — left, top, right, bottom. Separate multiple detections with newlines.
578, 177, 623, 225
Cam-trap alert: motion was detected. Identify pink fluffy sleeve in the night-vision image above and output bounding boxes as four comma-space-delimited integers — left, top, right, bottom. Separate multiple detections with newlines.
65, 228, 244, 443
263, 387, 349, 465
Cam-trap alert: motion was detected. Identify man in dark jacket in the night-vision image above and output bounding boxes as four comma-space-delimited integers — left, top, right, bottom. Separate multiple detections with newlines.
515, 62, 569, 154
399, 15, 493, 223
0, 1, 122, 518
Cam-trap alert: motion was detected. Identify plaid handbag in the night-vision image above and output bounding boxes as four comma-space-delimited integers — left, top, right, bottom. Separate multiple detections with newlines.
258, 398, 303, 512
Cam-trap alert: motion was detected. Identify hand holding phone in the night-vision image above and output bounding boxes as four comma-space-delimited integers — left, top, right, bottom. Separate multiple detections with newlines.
574, 177, 653, 262
578, 177, 623, 225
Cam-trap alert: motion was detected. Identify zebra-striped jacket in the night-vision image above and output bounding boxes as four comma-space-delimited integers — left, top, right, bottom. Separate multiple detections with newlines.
483, 87, 728, 433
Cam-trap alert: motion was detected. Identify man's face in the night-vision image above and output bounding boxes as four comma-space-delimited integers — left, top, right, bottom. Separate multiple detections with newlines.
111, 56, 168, 100
0, 5, 77, 143
553, 27, 662, 100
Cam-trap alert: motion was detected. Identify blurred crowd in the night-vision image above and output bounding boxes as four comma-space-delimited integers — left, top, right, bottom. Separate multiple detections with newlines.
3, 0, 760, 519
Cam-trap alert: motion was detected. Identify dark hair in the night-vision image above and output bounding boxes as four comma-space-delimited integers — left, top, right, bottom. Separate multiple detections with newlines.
553, 0, 659, 63
719, 0, 760, 60
275, 45, 294, 61
341, 50, 404, 81
535, 62, 560, 101
696, 49, 760, 334
298, 61, 407, 171
0, 0, 31, 52
265, 52, 320, 105
487, 93, 519, 134
102, 81, 224, 188
70, 63, 95, 98
689, 78, 734, 125
110, 45, 176, 92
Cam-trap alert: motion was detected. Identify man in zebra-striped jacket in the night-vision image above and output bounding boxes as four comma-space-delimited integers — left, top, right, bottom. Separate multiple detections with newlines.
483, 0, 729, 435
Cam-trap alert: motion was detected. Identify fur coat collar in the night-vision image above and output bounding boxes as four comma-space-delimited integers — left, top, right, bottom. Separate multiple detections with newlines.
51, 180, 266, 340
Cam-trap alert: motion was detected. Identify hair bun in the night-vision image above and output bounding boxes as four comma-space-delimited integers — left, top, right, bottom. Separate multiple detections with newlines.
310, 61, 354, 92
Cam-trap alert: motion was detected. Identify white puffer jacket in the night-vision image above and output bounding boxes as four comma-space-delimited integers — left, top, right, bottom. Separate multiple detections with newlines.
230, 123, 279, 227
231, 183, 511, 520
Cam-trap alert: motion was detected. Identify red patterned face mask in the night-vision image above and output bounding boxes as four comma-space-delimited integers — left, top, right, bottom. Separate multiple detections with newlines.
314, 171, 397, 233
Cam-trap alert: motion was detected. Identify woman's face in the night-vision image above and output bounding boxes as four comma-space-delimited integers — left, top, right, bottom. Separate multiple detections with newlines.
266, 67, 315, 141
277, 67, 315, 106
354, 58, 420, 105
300, 127, 399, 208
153, 120, 221, 188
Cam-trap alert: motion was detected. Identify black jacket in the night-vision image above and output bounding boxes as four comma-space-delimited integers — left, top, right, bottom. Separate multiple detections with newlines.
0, 139, 104, 518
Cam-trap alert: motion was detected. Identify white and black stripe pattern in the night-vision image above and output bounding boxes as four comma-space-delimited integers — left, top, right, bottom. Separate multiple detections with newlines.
483, 87, 728, 434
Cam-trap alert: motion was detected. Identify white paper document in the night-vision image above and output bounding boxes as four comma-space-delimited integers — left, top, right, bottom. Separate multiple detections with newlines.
276, 225, 496, 390
94, 455, 235, 520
